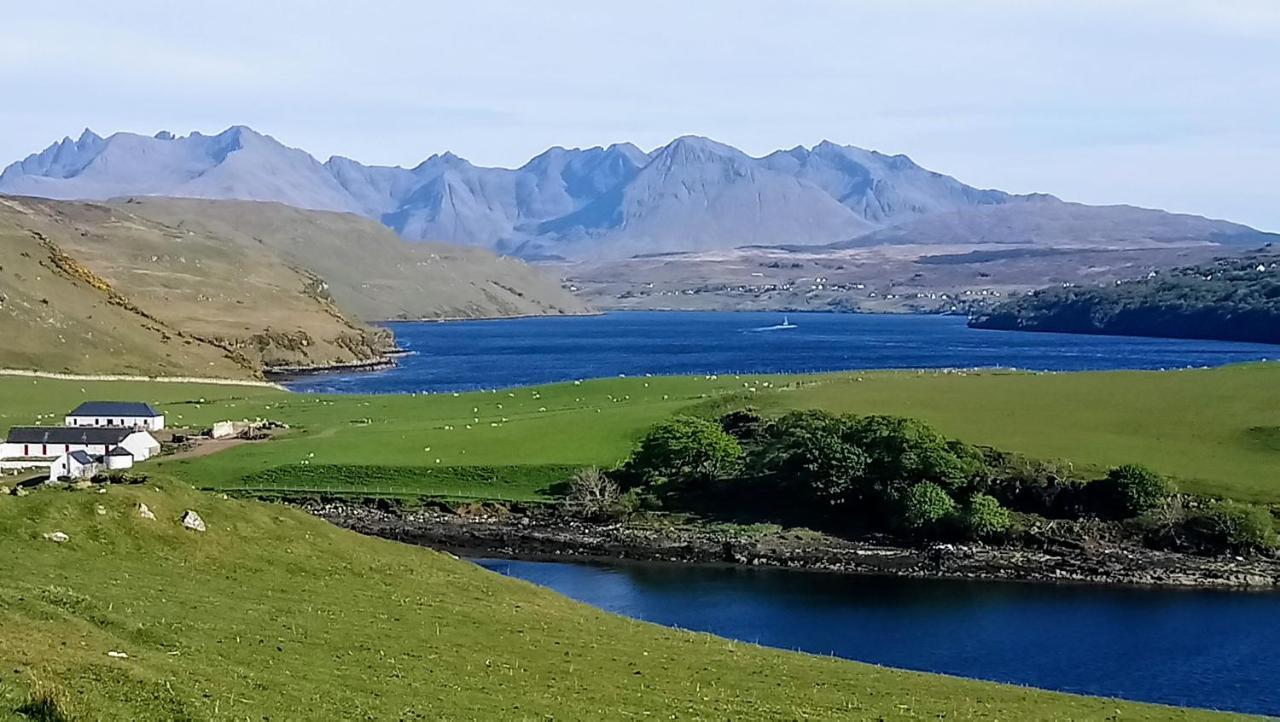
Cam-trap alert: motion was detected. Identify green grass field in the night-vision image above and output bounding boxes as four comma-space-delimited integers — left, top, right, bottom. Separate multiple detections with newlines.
234, 463, 579, 501
754, 364, 1280, 503
0, 481, 1246, 720
2, 363, 1278, 503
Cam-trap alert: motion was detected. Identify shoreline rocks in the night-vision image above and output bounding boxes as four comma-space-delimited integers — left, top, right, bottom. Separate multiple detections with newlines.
298, 500, 1280, 590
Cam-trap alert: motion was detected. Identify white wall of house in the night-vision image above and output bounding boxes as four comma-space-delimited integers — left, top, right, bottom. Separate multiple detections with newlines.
48, 454, 99, 482
65, 414, 165, 431
0, 459, 53, 471
0, 442, 112, 460
118, 432, 161, 461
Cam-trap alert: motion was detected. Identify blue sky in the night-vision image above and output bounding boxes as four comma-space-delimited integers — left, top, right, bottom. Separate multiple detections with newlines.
3, 1, 1277, 230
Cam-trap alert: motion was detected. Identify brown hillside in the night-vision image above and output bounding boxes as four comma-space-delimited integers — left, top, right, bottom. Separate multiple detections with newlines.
0, 196, 391, 378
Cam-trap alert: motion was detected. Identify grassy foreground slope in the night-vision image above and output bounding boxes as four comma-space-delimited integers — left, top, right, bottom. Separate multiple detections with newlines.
0, 482, 1239, 720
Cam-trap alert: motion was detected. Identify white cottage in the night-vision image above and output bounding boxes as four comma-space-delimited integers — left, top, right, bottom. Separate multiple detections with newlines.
65, 401, 165, 431
49, 450, 101, 482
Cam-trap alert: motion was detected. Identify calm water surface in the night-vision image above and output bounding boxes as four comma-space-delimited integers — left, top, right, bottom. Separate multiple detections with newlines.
287, 312, 1276, 393
477, 558, 1280, 715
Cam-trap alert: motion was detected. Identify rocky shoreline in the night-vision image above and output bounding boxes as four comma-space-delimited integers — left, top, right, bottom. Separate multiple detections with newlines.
263, 350, 405, 380
300, 500, 1280, 590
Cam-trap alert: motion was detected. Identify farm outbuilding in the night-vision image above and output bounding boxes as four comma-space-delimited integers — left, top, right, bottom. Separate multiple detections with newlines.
105, 446, 135, 470
48, 450, 100, 482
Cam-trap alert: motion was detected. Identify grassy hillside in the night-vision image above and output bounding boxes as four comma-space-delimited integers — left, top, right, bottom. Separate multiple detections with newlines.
0, 196, 389, 378
0, 194, 590, 381
0, 481, 1241, 720
115, 197, 591, 322
1, 363, 1277, 503
0, 204, 247, 379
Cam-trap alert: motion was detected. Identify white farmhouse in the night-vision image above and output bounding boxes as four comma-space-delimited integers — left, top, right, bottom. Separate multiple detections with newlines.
65, 401, 165, 431
0, 426, 161, 466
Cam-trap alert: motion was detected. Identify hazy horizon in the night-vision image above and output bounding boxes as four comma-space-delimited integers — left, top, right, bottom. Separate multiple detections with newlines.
3, 1, 1278, 230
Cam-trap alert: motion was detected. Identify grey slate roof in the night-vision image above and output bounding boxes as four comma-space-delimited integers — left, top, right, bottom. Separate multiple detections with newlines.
5, 426, 134, 445
106, 446, 134, 457
68, 450, 98, 465
68, 401, 161, 418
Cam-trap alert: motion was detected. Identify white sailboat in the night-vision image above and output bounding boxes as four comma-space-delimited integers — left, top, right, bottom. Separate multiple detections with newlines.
755, 315, 798, 331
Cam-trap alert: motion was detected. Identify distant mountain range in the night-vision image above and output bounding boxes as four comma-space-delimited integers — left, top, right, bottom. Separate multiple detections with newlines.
3, 126, 1274, 260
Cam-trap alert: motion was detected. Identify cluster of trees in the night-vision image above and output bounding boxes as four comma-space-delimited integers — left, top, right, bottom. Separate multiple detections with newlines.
617, 410, 1007, 540
600, 409, 1277, 554
970, 255, 1280, 344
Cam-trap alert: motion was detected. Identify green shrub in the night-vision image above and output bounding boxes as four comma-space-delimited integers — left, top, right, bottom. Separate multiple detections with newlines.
718, 408, 766, 441
748, 410, 867, 505
981, 450, 1089, 518
961, 493, 1011, 539
898, 482, 957, 534
1186, 501, 1278, 553
1102, 464, 1170, 518
847, 415, 984, 496
621, 416, 743, 491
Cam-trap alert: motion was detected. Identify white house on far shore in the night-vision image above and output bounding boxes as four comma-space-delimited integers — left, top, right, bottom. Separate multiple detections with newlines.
65, 401, 165, 431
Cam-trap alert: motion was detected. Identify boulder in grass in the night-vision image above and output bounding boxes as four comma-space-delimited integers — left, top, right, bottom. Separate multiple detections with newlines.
42, 531, 70, 543
138, 503, 156, 521
181, 510, 206, 532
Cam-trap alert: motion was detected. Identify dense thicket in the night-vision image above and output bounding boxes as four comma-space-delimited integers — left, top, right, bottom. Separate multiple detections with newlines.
969, 255, 1280, 344
611, 409, 1277, 554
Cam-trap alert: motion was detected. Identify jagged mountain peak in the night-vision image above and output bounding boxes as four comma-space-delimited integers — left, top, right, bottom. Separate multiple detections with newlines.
2, 127, 1264, 261
655, 135, 745, 161
520, 142, 648, 172
422, 150, 469, 165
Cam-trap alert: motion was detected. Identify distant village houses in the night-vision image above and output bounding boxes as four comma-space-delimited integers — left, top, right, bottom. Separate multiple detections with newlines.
1, 401, 164, 482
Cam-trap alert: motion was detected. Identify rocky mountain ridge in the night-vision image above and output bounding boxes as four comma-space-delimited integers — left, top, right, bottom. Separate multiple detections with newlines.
8, 126, 1269, 261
